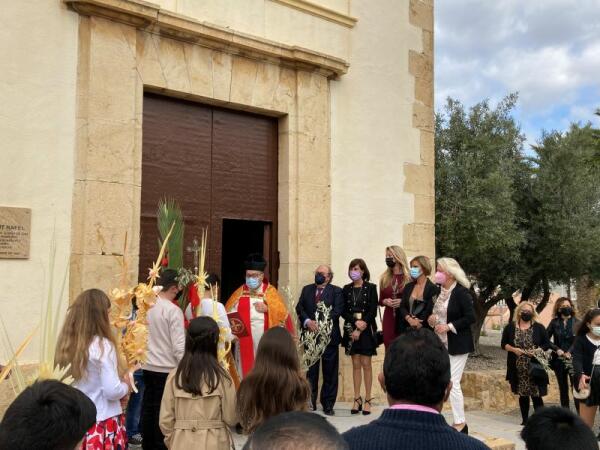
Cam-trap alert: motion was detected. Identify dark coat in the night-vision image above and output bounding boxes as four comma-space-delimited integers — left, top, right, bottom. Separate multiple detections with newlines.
341, 282, 378, 332
571, 334, 600, 384
501, 322, 551, 394
444, 284, 475, 355
295, 283, 344, 346
342, 409, 489, 450
547, 316, 581, 352
396, 279, 439, 334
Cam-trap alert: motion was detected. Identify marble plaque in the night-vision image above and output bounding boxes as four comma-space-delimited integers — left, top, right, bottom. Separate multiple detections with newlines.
0, 207, 31, 259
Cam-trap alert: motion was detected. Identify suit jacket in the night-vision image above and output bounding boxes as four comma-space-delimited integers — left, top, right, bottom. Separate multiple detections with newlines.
296, 283, 344, 346
396, 279, 439, 334
444, 284, 476, 355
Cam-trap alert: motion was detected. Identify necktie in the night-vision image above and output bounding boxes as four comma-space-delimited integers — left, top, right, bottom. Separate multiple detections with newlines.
316, 288, 323, 304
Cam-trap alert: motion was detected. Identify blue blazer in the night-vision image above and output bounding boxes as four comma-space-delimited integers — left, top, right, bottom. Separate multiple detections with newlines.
295, 283, 344, 346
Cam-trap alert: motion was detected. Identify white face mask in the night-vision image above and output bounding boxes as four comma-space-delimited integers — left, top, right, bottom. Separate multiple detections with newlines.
592, 326, 600, 337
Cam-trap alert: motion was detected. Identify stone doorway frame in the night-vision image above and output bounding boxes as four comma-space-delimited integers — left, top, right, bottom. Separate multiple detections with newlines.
65, 0, 348, 299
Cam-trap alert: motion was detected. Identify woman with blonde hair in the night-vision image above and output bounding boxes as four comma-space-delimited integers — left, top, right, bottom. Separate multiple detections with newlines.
55, 289, 131, 449
501, 301, 551, 425
397, 255, 439, 334
379, 245, 410, 349
427, 257, 475, 434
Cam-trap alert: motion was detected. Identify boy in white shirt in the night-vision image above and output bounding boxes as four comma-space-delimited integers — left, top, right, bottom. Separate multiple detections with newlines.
142, 269, 185, 450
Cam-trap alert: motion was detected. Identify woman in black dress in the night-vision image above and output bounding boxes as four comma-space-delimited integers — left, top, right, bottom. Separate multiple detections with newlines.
547, 297, 581, 411
342, 258, 378, 416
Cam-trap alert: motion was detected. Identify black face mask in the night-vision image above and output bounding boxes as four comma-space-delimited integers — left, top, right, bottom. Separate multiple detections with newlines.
560, 307, 573, 317
520, 312, 533, 322
315, 273, 327, 285
385, 257, 396, 268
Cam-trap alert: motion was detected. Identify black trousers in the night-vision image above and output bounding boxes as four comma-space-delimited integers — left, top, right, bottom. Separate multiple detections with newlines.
142, 370, 169, 450
307, 344, 339, 410
554, 364, 580, 412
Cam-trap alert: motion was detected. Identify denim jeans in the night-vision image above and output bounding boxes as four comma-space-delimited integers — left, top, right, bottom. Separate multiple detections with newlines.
126, 369, 145, 438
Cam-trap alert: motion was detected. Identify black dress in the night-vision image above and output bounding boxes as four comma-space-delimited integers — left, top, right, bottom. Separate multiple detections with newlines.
341, 282, 378, 356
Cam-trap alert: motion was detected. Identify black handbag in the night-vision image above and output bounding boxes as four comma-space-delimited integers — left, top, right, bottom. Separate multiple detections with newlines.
528, 357, 549, 385
376, 306, 384, 347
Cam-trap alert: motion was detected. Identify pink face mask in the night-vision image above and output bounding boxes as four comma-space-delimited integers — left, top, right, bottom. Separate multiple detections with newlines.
434, 271, 447, 285
349, 270, 362, 281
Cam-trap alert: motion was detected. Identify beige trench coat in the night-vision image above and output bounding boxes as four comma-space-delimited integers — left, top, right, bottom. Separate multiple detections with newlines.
159, 370, 238, 450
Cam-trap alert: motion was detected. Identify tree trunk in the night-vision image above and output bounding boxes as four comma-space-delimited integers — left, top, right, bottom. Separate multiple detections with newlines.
506, 295, 517, 323
471, 293, 495, 356
521, 273, 541, 302
535, 278, 551, 313
575, 275, 599, 313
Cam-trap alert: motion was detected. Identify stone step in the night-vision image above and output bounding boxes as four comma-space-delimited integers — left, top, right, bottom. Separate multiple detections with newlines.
442, 395, 483, 412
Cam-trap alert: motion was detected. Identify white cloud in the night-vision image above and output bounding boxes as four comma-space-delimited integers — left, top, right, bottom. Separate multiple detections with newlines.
435, 0, 600, 138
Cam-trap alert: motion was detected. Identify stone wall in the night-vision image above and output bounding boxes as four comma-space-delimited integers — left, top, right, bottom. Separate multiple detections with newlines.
462, 370, 560, 412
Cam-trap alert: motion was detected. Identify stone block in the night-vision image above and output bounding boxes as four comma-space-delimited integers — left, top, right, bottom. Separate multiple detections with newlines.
211, 51, 233, 102
404, 163, 434, 196
137, 31, 168, 88
82, 119, 137, 184
403, 223, 435, 256
75, 181, 141, 257
296, 183, 331, 263
182, 44, 214, 98
413, 194, 435, 224
408, 50, 433, 81
251, 63, 281, 109
409, 0, 433, 32
87, 18, 137, 123
272, 67, 296, 113
412, 103, 434, 132
414, 75, 433, 107
420, 130, 435, 166
230, 56, 259, 105
156, 36, 192, 93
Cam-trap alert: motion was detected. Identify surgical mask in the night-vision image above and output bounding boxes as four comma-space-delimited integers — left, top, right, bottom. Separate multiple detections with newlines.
246, 277, 261, 290
349, 270, 362, 281
434, 271, 447, 285
385, 257, 396, 268
560, 307, 573, 317
410, 267, 422, 279
520, 311, 533, 322
592, 326, 600, 337
315, 273, 327, 285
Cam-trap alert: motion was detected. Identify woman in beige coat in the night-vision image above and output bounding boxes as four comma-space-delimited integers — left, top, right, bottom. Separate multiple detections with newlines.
160, 316, 237, 450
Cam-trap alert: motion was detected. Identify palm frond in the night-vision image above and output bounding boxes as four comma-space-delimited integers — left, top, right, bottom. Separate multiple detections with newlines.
157, 198, 185, 269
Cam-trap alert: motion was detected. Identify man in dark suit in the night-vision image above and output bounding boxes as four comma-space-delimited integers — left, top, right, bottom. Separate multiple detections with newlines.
296, 265, 344, 416
342, 329, 488, 450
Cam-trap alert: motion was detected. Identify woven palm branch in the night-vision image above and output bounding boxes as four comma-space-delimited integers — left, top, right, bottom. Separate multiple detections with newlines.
157, 198, 185, 270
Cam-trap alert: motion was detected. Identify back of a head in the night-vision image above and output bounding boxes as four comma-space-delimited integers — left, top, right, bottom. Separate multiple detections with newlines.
237, 327, 310, 433
521, 406, 597, 450
384, 329, 450, 407
158, 268, 179, 290
243, 411, 348, 450
254, 326, 299, 372
0, 380, 96, 450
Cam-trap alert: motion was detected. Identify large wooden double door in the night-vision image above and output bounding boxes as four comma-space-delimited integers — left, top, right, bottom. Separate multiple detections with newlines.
139, 94, 278, 300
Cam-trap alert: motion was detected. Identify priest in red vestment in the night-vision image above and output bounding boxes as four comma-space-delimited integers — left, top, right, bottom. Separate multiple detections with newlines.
225, 253, 294, 385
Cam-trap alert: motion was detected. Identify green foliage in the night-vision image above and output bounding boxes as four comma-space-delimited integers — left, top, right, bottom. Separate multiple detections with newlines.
436, 94, 526, 302
436, 95, 600, 350
157, 198, 185, 270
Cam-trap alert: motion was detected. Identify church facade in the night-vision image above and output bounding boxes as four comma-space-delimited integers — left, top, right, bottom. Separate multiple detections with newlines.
0, 0, 434, 396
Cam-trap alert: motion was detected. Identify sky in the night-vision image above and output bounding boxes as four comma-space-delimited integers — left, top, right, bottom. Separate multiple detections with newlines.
435, 0, 600, 147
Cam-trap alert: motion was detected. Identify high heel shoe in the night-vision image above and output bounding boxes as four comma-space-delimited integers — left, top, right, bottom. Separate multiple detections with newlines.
363, 398, 373, 415
457, 423, 468, 435
351, 396, 363, 415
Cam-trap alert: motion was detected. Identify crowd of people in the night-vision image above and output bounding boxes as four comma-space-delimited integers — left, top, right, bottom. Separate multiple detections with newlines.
0, 249, 599, 449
